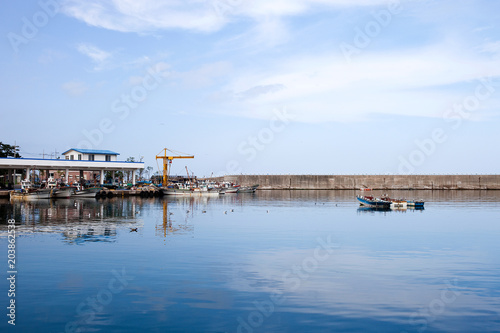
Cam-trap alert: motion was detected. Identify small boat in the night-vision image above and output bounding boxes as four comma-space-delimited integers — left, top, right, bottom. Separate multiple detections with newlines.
53, 187, 76, 199
162, 187, 220, 197
356, 195, 392, 208
237, 184, 259, 193
380, 195, 425, 209
406, 200, 425, 208
219, 183, 240, 194
72, 187, 103, 198
11, 188, 54, 200
380, 195, 407, 209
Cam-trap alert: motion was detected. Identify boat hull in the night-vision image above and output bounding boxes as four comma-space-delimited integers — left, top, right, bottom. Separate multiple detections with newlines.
72, 187, 103, 198
11, 189, 53, 200
53, 188, 76, 199
356, 195, 392, 208
162, 189, 220, 197
237, 185, 259, 193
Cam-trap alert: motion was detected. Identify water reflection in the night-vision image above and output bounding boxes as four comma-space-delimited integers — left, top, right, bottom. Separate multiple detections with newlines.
155, 196, 220, 238
0, 191, 499, 332
0, 198, 144, 244
356, 206, 425, 214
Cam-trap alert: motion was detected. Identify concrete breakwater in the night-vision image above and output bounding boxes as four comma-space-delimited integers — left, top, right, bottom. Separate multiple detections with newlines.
210, 175, 500, 190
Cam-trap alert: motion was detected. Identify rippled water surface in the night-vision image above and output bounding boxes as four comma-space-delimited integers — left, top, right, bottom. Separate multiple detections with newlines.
1, 190, 500, 332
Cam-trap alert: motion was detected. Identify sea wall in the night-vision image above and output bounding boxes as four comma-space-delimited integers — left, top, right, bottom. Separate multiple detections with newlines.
208, 175, 500, 190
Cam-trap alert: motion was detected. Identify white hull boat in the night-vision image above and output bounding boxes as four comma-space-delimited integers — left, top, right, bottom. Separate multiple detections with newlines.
11, 189, 53, 201
53, 187, 76, 199
162, 188, 220, 197
72, 187, 103, 198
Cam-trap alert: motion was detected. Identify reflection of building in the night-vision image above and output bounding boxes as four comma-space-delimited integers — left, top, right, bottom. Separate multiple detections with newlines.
0, 198, 143, 244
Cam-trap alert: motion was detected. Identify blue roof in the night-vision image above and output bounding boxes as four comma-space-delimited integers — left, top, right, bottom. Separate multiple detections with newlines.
62, 148, 120, 155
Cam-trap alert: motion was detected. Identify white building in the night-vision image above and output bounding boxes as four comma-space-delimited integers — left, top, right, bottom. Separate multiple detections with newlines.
0, 148, 144, 186
62, 149, 119, 162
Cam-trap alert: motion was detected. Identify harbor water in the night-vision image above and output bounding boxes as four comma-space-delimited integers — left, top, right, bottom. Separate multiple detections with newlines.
1, 190, 500, 332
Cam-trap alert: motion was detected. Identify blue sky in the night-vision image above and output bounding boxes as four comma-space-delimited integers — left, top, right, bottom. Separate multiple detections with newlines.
1, 0, 499, 176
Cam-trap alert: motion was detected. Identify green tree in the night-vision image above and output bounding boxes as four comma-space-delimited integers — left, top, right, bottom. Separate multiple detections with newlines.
0, 142, 22, 187
0, 142, 21, 158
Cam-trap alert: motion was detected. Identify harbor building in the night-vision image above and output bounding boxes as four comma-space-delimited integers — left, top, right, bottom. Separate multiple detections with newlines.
0, 148, 144, 188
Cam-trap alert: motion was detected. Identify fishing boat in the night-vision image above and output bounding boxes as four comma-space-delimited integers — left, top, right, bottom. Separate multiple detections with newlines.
380, 195, 425, 209
237, 184, 259, 193
406, 199, 425, 208
379, 195, 407, 209
219, 183, 241, 194
53, 187, 77, 199
11, 188, 54, 201
162, 183, 221, 197
356, 195, 392, 208
72, 187, 103, 198
162, 188, 221, 196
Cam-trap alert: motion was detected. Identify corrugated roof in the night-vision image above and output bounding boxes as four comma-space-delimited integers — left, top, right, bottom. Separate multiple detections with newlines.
62, 148, 120, 155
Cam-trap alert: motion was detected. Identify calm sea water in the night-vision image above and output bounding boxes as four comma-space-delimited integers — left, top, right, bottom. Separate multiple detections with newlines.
1, 190, 500, 333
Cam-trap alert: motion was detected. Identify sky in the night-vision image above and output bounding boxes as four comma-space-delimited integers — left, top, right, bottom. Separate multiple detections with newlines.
1, 0, 500, 177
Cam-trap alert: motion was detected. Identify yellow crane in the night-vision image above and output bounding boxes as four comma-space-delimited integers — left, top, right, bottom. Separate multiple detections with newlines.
156, 148, 194, 187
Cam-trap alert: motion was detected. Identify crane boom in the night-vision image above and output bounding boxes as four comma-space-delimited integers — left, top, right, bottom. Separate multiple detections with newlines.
156, 148, 194, 186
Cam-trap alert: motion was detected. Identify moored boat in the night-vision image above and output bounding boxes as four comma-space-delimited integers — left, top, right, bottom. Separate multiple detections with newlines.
162, 187, 220, 197
237, 184, 259, 193
72, 187, 103, 198
406, 199, 425, 208
11, 188, 54, 201
380, 195, 425, 209
53, 187, 76, 199
356, 195, 392, 208
219, 183, 240, 194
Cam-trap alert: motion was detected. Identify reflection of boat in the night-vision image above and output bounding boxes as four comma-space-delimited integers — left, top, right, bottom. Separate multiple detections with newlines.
357, 206, 424, 214
356, 195, 391, 208
357, 206, 391, 213
238, 185, 259, 193
72, 187, 103, 198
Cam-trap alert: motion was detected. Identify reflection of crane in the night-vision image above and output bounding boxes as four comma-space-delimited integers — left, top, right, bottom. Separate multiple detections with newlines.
155, 148, 194, 187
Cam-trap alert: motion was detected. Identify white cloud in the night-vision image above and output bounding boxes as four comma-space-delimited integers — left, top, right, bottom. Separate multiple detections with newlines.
213, 43, 500, 122
61, 0, 399, 33
62, 81, 88, 96
76, 43, 112, 70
